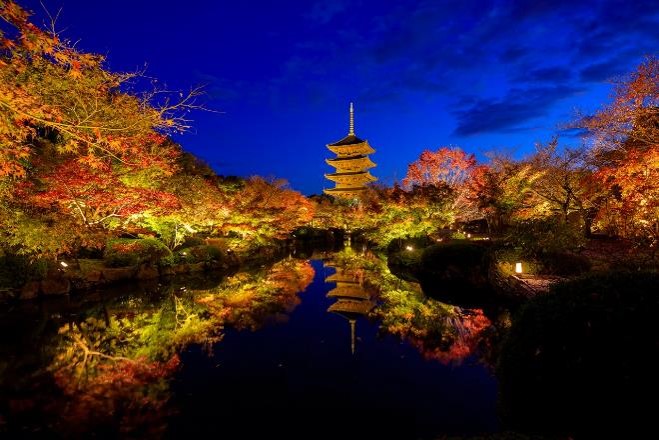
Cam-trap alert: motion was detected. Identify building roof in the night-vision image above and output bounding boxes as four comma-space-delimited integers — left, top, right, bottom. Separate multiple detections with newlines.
327, 134, 366, 147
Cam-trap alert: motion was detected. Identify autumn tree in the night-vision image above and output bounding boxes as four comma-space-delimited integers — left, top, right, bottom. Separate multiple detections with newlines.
0, 0, 202, 178
218, 177, 314, 247
403, 147, 477, 188
524, 138, 606, 236
576, 56, 659, 245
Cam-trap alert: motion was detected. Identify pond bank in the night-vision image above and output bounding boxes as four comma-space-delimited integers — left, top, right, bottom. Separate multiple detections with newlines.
6, 244, 287, 301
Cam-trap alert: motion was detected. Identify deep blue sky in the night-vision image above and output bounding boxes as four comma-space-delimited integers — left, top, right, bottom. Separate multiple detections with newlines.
17, 0, 659, 194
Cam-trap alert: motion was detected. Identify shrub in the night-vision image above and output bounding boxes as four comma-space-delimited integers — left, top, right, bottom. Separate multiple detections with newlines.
175, 245, 223, 264
421, 241, 488, 275
416, 241, 491, 295
0, 254, 50, 286
538, 251, 591, 276
506, 217, 584, 257
104, 238, 172, 268
495, 248, 591, 277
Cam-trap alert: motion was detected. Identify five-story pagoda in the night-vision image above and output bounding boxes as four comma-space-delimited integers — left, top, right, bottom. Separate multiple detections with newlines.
324, 103, 376, 198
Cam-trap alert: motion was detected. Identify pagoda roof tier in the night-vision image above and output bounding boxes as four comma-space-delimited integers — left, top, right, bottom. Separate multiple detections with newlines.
326, 155, 376, 171
328, 133, 365, 147
324, 172, 376, 185
325, 273, 359, 283
328, 299, 374, 315
327, 141, 375, 157
328, 286, 370, 300
323, 187, 369, 198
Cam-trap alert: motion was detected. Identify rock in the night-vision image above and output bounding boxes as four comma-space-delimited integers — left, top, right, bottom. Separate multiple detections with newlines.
188, 262, 207, 273
160, 266, 175, 276
40, 277, 71, 296
20, 281, 40, 300
173, 264, 190, 274
137, 264, 159, 279
101, 267, 136, 282
84, 269, 103, 283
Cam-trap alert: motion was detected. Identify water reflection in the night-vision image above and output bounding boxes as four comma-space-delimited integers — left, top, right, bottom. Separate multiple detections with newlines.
324, 257, 374, 354
1, 258, 315, 436
1, 250, 500, 437
327, 247, 492, 365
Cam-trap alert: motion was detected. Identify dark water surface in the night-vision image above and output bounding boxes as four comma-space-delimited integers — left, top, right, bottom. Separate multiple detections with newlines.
2, 248, 654, 438
0, 250, 501, 438
168, 259, 498, 439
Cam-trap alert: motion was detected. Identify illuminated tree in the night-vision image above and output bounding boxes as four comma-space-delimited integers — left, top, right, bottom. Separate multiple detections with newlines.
577, 57, 659, 244
0, 1, 201, 178
463, 155, 545, 232
219, 177, 314, 247
403, 147, 477, 188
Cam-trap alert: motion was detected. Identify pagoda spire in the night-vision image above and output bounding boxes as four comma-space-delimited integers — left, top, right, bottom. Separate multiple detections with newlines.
349, 102, 355, 135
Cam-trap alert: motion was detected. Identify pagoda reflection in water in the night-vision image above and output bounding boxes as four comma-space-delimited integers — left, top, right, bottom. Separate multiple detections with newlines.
324, 257, 374, 354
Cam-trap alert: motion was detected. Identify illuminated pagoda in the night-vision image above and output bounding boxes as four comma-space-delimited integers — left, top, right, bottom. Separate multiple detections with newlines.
324, 260, 374, 354
324, 103, 377, 198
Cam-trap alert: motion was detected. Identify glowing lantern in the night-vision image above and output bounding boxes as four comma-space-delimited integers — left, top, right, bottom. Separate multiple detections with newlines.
515, 262, 523, 274
467, 233, 471, 238
406, 245, 414, 251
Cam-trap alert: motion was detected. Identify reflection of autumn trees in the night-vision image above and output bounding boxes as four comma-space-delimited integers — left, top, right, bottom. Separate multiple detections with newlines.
45, 259, 314, 434
50, 297, 220, 434
376, 290, 491, 364
331, 248, 492, 364
196, 259, 314, 330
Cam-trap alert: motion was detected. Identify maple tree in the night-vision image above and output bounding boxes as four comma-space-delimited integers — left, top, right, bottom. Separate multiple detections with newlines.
403, 146, 477, 189
219, 177, 314, 247
577, 57, 658, 244
25, 160, 180, 228
0, 0, 201, 178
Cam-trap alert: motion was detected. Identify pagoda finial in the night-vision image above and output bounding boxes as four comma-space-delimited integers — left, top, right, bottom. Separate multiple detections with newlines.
349, 102, 355, 136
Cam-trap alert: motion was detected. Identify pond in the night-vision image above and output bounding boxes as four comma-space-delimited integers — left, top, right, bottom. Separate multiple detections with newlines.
0, 247, 501, 438
4, 246, 647, 438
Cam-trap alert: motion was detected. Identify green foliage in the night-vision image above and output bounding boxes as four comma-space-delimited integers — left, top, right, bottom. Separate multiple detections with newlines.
494, 248, 542, 276
506, 217, 585, 257
103, 238, 172, 268
0, 254, 49, 286
175, 245, 223, 264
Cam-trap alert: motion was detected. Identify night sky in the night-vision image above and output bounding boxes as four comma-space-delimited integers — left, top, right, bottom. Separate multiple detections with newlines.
18, 0, 659, 194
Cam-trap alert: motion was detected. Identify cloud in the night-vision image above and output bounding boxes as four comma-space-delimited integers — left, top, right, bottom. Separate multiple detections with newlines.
522, 67, 573, 83
579, 55, 638, 83
305, 0, 348, 24
452, 85, 583, 136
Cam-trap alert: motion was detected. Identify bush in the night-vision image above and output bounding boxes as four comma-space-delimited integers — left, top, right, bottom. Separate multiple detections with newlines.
175, 245, 223, 264
421, 241, 488, 274
103, 238, 172, 268
0, 254, 50, 287
498, 271, 659, 437
507, 217, 584, 257
416, 241, 491, 295
495, 248, 591, 276
538, 251, 591, 276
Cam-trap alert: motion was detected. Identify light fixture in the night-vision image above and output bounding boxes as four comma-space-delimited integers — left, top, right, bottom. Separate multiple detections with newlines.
60, 261, 68, 267
515, 262, 523, 274
467, 233, 471, 238
406, 245, 414, 251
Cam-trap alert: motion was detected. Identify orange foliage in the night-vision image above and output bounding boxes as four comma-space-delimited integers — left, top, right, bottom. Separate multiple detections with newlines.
403, 147, 477, 189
